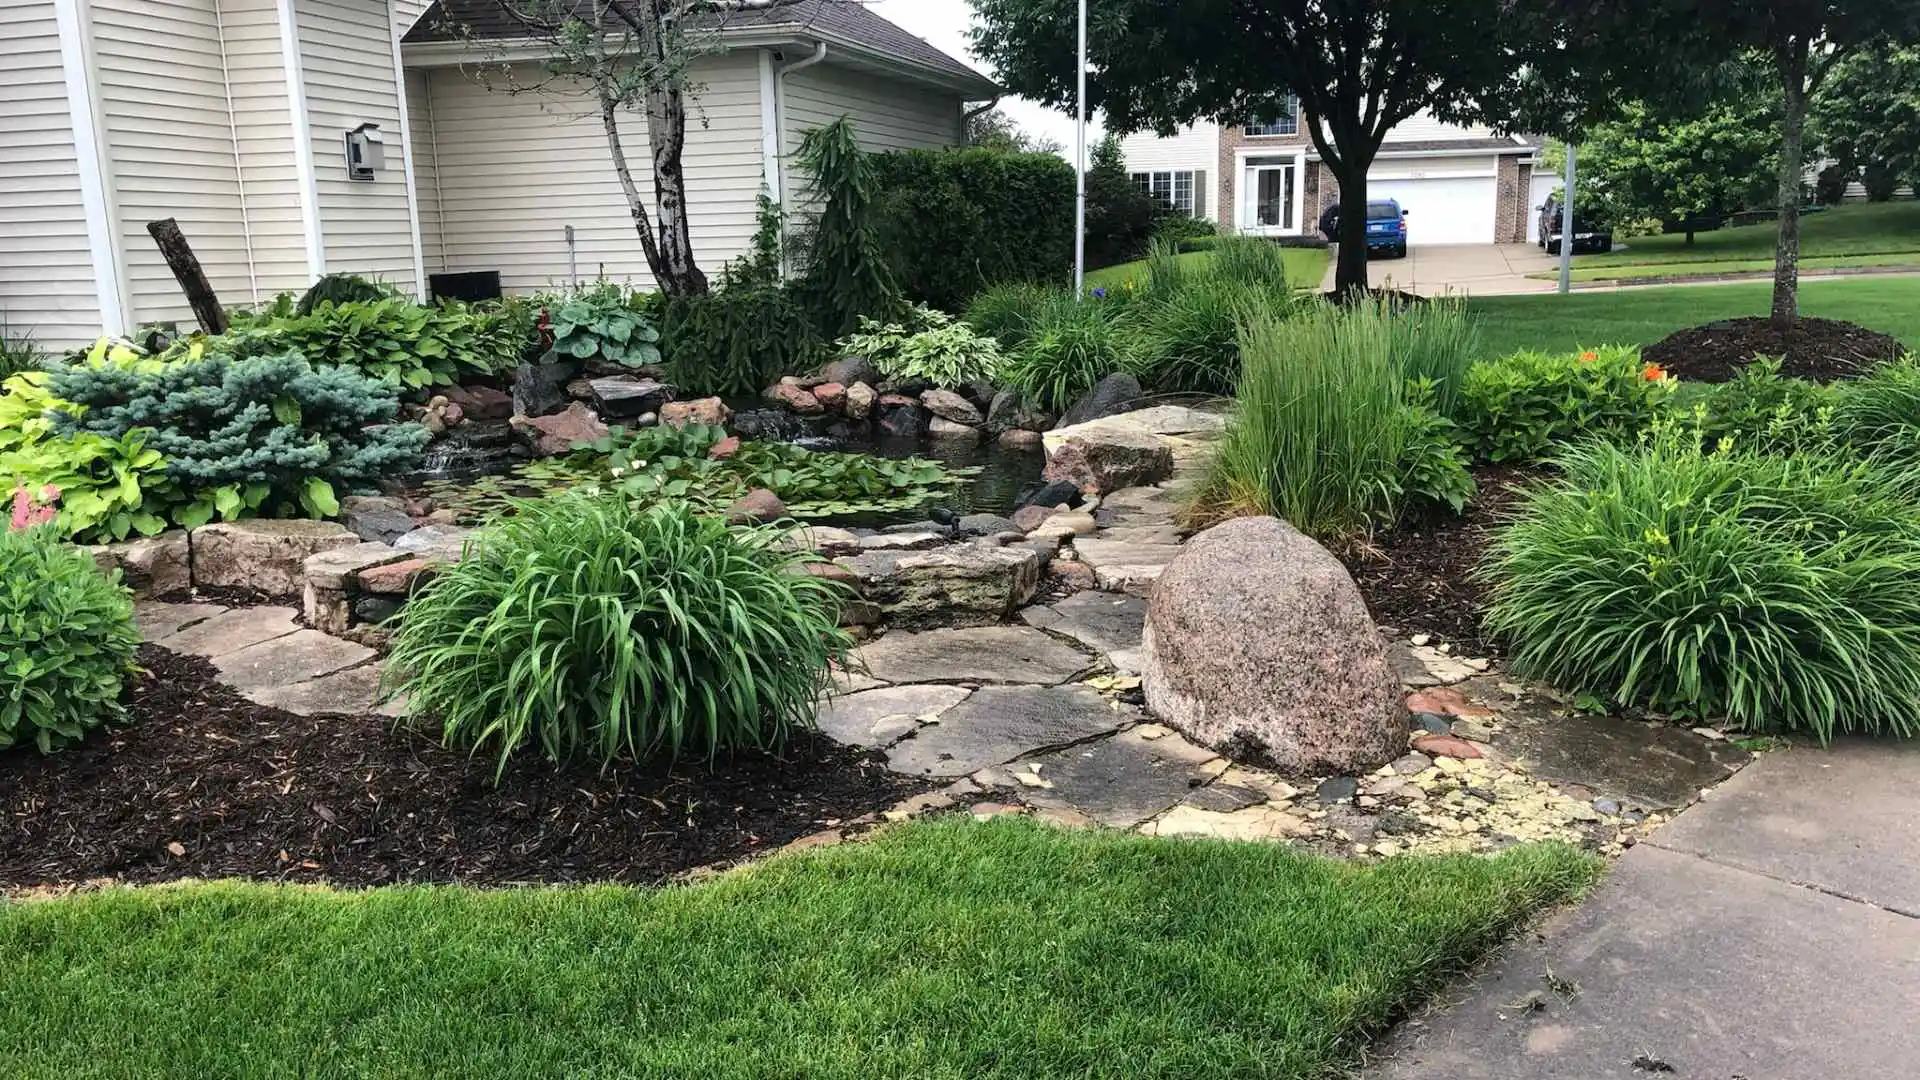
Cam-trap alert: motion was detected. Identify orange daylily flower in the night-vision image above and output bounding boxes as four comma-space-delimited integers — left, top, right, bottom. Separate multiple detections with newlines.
1643, 363, 1668, 382
1579, 350, 1598, 363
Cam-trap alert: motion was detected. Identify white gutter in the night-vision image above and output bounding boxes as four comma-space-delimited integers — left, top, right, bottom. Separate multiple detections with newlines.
52, 0, 127, 336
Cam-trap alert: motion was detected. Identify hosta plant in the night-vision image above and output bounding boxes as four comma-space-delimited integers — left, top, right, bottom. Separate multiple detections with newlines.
384, 496, 852, 773
542, 283, 663, 369
837, 307, 1005, 388
0, 526, 141, 753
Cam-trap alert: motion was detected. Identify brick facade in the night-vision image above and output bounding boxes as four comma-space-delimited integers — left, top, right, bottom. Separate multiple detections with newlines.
1215, 122, 1311, 233
1495, 157, 1533, 244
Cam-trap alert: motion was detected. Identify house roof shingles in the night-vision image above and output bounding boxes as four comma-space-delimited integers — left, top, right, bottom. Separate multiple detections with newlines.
403, 0, 996, 91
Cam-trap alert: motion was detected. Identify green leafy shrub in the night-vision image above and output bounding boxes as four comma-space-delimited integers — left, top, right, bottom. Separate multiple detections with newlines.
1189, 304, 1474, 543
385, 496, 852, 772
1691, 358, 1836, 454
837, 308, 1005, 388
49, 345, 428, 526
1084, 134, 1167, 268
1, 367, 175, 542
1460, 346, 1674, 463
0, 526, 140, 753
227, 296, 522, 388
539, 283, 662, 368
425, 423, 970, 522
1152, 213, 1218, 246
870, 147, 1075, 311
963, 281, 1059, 349
1005, 294, 1140, 413
294, 273, 397, 316
1481, 427, 1920, 740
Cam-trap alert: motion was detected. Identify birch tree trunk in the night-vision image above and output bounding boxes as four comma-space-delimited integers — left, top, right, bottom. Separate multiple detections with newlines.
645, 81, 710, 296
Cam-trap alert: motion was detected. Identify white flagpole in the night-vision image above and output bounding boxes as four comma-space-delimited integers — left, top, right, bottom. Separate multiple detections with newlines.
1074, 0, 1088, 299
1558, 143, 1577, 294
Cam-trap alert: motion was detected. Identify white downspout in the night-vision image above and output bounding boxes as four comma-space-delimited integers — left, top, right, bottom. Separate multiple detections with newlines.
772, 42, 827, 276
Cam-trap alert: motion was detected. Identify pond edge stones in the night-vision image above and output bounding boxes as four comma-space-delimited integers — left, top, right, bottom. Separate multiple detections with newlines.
1142, 516, 1407, 774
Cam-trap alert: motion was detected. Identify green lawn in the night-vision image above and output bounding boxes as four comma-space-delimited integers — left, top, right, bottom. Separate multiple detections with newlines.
1539, 253, 1920, 284
1571, 201, 1920, 271
0, 818, 1598, 1080
1086, 246, 1330, 292
1468, 277, 1920, 360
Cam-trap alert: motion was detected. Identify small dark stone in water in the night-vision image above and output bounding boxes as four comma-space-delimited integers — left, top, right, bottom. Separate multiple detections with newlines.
1018, 479, 1084, 511
353, 596, 402, 626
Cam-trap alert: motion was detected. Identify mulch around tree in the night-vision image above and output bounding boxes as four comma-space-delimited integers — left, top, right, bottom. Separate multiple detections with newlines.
0, 647, 928, 891
1642, 316, 1906, 383
1342, 465, 1539, 657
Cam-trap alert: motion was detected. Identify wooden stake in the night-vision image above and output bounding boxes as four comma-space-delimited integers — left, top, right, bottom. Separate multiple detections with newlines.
145, 217, 229, 335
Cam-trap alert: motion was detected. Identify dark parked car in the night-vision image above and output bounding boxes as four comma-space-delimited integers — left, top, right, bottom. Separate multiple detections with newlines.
1319, 199, 1409, 258
1538, 195, 1613, 254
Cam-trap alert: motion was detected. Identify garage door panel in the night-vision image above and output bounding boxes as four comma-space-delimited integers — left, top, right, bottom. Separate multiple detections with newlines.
1368, 176, 1497, 246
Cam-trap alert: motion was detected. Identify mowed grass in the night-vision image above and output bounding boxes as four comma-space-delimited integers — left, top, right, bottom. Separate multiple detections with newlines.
1580, 201, 1920, 268
1544, 252, 1920, 283
1088, 246, 1330, 293
0, 818, 1599, 1080
1468, 277, 1920, 360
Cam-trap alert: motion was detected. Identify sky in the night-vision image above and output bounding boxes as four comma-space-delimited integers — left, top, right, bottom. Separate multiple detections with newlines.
866, 0, 1104, 155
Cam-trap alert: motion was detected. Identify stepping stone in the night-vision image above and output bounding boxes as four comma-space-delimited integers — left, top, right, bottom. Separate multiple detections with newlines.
1019, 591, 1146, 655
245, 664, 384, 717
814, 685, 972, 749
213, 629, 377, 692
134, 601, 226, 642
884, 685, 1128, 779
1485, 687, 1751, 809
856, 626, 1093, 686
1017, 726, 1219, 828
1147, 802, 1310, 842
1070, 538, 1185, 595
152, 606, 300, 657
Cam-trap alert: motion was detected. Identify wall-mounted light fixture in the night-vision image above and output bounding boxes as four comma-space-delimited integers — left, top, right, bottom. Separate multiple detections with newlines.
345, 123, 385, 182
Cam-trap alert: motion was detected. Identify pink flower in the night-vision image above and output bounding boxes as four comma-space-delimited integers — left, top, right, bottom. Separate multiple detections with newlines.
9, 485, 58, 531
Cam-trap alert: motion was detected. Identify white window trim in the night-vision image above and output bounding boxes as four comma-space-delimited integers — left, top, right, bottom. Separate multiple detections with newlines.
52, 0, 127, 336
1130, 169, 1198, 216
1243, 96, 1300, 138
1231, 148, 1308, 236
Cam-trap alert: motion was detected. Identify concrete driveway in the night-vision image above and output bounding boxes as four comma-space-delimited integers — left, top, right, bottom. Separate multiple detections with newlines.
1321, 243, 1562, 296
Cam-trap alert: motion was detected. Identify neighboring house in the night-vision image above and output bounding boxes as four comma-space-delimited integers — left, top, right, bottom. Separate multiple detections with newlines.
1121, 100, 1541, 247
0, 0, 995, 347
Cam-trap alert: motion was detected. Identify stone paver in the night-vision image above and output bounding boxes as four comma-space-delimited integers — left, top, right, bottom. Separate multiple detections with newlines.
884, 685, 1128, 779
1070, 538, 1184, 594
151, 605, 300, 657
1018, 591, 1147, 655
1012, 726, 1219, 828
1148, 802, 1312, 842
213, 629, 377, 692
134, 601, 227, 642
245, 664, 385, 717
814, 684, 972, 749
855, 626, 1094, 686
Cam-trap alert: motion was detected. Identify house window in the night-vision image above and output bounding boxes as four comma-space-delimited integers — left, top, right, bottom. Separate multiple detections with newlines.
1244, 97, 1300, 137
1129, 170, 1197, 215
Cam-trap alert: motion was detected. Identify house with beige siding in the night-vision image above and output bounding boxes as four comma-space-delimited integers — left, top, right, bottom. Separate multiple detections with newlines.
0, 0, 995, 347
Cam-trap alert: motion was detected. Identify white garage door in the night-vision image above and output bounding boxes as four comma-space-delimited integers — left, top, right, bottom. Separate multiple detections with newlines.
1367, 175, 1498, 246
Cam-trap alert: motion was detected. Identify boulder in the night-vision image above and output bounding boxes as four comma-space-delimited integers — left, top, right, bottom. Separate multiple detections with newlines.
589, 377, 676, 419
511, 402, 608, 456
1017, 479, 1085, 512
724, 488, 788, 525
442, 383, 513, 421
875, 395, 928, 438
921, 389, 984, 426
835, 542, 1042, 628
355, 557, 435, 597
192, 519, 359, 596
765, 383, 823, 414
957, 513, 1018, 537
660, 396, 732, 429
1010, 504, 1058, 532
844, 382, 877, 420
339, 495, 416, 544
813, 382, 848, 411
1043, 429, 1174, 496
393, 524, 476, 563
512, 360, 579, 418
1142, 517, 1405, 774
88, 530, 191, 599
998, 428, 1044, 451
815, 355, 882, 388
1057, 373, 1142, 429
927, 416, 981, 441
985, 390, 1056, 434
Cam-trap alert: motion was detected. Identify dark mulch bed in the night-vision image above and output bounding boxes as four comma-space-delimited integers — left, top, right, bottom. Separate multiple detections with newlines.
1643, 316, 1905, 383
1342, 465, 1539, 656
0, 647, 926, 891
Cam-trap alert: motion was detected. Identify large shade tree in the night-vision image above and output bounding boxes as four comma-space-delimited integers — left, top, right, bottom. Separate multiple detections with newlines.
969, 0, 1546, 292
1811, 44, 1920, 202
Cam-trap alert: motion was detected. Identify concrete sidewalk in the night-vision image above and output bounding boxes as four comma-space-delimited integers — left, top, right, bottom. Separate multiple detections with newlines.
1364, 741, 1920, 1079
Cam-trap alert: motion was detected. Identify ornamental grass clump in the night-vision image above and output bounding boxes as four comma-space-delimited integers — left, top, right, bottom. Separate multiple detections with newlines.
384, 496, 852, 774
1481, 427, 1920, 741
0, 524, 140, 753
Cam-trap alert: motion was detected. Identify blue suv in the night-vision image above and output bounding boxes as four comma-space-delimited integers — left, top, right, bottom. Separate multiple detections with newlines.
1317, 199, 1409, 258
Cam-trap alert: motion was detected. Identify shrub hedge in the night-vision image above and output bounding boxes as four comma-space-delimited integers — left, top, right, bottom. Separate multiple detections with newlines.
871, 148, 1075, 312
0, 525, 140, 754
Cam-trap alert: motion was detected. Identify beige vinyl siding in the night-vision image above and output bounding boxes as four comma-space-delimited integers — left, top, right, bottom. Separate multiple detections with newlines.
407, 68, 444, 276
298, 0, 416, 292
781, 61, 963, 156
91, 0, 255, 327
0, 0, 101, 346
221, 0, 312, 299
392, 0, 430, 35
422, 54, 767, 293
